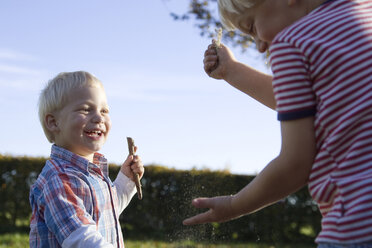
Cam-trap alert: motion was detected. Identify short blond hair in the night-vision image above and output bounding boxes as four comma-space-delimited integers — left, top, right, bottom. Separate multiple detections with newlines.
218, 0, 260, 30
38, 71, 103, 143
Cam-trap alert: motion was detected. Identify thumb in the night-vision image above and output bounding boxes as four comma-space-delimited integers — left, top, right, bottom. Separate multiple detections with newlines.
191, 197, 213, 209
122, 155, 134, 167
182, 197, 214, 226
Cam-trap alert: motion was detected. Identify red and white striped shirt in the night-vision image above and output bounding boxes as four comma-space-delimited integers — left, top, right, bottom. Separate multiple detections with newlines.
270, 0, 372, 244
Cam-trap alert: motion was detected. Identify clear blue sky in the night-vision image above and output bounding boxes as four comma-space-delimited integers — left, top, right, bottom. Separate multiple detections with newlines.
0, 0, 280, 175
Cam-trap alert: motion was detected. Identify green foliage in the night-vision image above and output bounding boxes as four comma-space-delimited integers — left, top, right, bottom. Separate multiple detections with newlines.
0, 233, 29, 248
0, 233, 316, 248
0, 155, 43, 232
0, 155, 321, 244
169, 0, 254, 51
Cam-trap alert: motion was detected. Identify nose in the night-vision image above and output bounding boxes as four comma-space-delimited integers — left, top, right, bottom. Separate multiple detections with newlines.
255, 39, 269, 53
92, 111, 105, 123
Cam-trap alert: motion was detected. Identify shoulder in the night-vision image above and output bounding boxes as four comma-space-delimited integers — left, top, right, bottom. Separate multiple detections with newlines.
274, 0, 368, 45
35, 159, 90, 192
30, 160, 90, 208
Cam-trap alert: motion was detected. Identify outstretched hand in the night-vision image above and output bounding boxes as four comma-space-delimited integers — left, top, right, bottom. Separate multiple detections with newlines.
183, 195, 240, 225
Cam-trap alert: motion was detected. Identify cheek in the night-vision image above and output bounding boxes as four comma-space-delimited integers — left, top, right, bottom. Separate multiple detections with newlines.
105, 118, 112, 134
73, 116, 88, 129
255, 17, 278, 43
256, 26, 273, 43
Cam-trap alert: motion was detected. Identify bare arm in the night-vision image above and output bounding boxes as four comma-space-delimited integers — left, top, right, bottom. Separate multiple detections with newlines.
204, 42, 276, 110
183, 116, 316, 225
232, 117, 316, 215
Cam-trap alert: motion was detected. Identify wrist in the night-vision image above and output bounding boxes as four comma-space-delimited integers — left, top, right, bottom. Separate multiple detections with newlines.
223, 60, 241, 81
229, 194, 243, 219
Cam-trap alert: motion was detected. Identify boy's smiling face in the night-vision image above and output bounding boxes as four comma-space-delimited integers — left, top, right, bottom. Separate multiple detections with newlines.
49, 84, 111, 161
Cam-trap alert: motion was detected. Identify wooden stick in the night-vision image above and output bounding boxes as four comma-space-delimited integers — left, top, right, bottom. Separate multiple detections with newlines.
127, 137, 142, 200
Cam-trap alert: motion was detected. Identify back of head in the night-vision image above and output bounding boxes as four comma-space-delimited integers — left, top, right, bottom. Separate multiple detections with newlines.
38, 71, 102, 143
218, 0, 259, 30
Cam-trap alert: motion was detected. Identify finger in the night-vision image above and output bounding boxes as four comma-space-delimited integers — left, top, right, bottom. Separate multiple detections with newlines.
130, 158, 144, 173
192, 198, 214, 208
204, 66, 213, 75
133, 155, 143, 166
122, 155, 134, 167
204, 60, 216, 72
132, 155, 138, 162
212, 39, 223, 49
132, 169, 143, 178
134, 165, 144, 175
131, 168, 141, 175
131, 163, 142, 173
204, 60, 216, 68
208, 62, 219, 75
205, 48, 217, 56
204, 63, 216, 74
183, 210, 213, 225
204, 55, 218, 67
204, 54, 218, 63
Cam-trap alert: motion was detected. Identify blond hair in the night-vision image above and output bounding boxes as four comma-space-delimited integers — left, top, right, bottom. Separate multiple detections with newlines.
38, 71, 103, 143
218, 0, 260, 30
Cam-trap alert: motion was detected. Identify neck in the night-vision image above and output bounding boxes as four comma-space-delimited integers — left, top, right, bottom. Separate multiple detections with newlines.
305, 0, 329, 14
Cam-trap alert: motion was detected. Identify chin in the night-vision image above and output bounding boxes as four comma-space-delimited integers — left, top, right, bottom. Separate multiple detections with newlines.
76, 147, 102, 158
83, 140, 105, 151
90, 144, 104, 153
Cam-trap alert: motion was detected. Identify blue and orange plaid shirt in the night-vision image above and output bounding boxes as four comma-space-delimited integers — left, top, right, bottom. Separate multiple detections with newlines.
29, 145, 135, 247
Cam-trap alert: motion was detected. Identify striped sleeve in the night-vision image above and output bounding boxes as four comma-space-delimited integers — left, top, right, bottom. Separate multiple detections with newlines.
270, 43, 316, 121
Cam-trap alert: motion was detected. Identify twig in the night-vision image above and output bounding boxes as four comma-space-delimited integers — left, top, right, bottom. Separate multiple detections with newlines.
126, 137, 143, 200
215, 27, 222, 48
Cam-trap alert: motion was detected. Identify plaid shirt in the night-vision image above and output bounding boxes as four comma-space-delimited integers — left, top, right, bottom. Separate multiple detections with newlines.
29, 145, 134, 247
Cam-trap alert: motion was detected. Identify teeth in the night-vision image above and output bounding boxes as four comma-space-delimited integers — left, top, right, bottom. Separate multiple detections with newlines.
86, 130, 103, 136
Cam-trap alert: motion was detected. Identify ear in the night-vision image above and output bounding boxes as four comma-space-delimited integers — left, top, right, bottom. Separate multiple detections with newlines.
45, 113, 60, 133
288, 0, 296, 6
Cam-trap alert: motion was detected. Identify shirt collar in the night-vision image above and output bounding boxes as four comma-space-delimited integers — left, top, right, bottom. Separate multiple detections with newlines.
93, 152, 109, 177
50, 144, 109, 177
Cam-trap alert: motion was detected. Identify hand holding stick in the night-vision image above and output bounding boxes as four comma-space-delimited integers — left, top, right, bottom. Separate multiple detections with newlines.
127, 137, 143, 200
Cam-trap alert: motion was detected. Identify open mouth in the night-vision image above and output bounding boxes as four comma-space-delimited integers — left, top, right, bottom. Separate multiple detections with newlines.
85, 130, 104, 137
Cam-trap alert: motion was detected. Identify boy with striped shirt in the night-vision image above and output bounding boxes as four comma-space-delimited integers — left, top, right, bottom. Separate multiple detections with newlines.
183, 0, 372, 246
30, 71, 144, 247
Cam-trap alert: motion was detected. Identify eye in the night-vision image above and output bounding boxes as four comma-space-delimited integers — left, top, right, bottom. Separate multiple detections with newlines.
101, 108, 109, 114
79, 106, 90, 113
248, 22, 256, 36
239, 18, 255, 37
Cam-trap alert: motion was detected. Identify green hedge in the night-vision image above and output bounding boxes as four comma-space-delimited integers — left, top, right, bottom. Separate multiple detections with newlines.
0, 155, 321, 244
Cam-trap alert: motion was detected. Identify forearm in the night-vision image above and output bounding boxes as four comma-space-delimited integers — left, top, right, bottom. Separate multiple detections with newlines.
182, 118, 316, 226
231, 155, 309, 216
114, 171, 136, 212
62, 225, 114, 248
231, 118, 316, 216
224, 61, 275, 110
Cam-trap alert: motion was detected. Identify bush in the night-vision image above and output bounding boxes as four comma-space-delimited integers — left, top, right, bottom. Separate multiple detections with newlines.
0, 155, 321, 243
